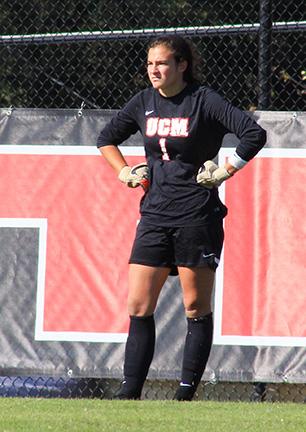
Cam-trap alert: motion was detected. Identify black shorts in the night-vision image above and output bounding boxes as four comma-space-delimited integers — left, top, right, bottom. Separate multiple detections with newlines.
129, 219, 224, 274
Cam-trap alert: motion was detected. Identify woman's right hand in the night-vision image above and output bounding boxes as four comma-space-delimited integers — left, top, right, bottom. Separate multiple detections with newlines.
118, 163, 150, 190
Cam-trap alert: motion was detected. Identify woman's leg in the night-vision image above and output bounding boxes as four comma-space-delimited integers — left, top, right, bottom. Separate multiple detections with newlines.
174, 266, 215, 401
127, 264, 170, 317
115, 264, 170, 399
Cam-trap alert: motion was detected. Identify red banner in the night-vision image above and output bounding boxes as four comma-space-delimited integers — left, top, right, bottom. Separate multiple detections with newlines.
215, 148, 306, 346
0, 146, 145, 342
1, 146, 305, 347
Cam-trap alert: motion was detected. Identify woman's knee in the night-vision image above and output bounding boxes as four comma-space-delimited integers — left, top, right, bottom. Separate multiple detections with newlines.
127, 296, 155, 317
184, 300, 212, 318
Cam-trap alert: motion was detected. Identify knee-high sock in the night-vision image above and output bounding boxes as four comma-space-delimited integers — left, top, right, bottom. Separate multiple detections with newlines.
180, 312, 213, 389
123, 315, 155, 392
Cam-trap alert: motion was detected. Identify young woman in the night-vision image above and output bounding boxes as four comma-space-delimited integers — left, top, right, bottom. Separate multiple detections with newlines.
97, 35, 266, 401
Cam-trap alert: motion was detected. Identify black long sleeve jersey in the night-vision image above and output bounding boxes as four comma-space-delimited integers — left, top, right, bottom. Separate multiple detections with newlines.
97, 84, 266, 227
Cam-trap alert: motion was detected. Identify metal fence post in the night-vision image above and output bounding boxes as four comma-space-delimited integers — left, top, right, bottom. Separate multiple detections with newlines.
258, 0, 272, 109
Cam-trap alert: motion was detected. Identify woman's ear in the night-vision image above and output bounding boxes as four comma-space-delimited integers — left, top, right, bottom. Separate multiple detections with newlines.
178, 60, 188, 73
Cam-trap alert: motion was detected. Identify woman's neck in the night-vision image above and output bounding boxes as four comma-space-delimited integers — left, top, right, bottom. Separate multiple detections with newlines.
158, 81, 187, 98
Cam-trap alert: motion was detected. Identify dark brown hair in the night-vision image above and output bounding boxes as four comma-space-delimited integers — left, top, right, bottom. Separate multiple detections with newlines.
147, 35, 197, 84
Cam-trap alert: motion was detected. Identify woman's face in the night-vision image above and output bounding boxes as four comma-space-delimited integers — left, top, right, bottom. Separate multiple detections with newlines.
147, 45, 187, 97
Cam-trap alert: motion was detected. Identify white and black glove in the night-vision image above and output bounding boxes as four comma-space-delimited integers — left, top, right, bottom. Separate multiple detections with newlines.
118, 162, 150, 191
196, 160, 231, 188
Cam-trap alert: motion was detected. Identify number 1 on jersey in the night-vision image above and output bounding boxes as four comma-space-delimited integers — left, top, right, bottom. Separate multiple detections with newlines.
159, 138, 170, 161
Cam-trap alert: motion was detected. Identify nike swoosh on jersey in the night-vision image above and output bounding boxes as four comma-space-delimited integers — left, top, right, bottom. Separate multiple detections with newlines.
202, 253, 216, 258
145, 110, 154, 115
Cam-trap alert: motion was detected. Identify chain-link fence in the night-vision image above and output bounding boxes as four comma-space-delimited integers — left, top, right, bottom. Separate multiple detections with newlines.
1, 377, 305, 402
0, 0, 305, 110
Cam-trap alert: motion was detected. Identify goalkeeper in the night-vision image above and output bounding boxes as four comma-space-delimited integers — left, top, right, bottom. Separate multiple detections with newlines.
97, 35, 266, 401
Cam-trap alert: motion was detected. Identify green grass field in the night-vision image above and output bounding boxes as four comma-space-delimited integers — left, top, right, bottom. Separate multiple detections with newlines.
0, 398, 305, 432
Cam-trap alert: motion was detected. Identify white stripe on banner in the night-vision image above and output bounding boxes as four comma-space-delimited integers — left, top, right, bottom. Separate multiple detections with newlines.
0, 145, 145, 156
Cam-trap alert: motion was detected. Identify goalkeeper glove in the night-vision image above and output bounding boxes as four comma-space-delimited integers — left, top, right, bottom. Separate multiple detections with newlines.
118, 163, 150, 190
196, 160, 231, 188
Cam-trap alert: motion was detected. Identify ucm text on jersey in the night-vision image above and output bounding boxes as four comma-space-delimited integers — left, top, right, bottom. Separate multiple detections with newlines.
146, 117, 189, 137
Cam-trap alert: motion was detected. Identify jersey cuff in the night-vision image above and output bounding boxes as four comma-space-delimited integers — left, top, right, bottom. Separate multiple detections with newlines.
228, 152, 248, 170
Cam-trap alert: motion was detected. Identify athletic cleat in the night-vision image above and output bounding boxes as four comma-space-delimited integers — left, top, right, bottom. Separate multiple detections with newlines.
173, 383, 196, 401
112, 381, 141, 400
249, 382, 267, 402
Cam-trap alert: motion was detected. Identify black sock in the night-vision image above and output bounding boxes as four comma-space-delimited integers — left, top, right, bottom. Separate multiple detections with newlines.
180, 312, 213, 390
123, 314, 155, 393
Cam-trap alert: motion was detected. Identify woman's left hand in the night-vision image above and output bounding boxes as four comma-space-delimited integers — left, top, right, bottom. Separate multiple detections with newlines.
196, 160, 233, 188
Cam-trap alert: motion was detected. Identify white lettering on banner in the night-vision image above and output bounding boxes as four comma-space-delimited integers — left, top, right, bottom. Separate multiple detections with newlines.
146, 117, 189, 137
